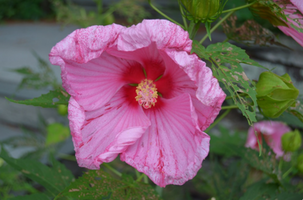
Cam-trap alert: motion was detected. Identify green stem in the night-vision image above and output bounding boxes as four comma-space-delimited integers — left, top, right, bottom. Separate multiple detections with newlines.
279, 159, 283, 172
136, 173, 145, 182
205, 109, 231, 132
178, 0, 188, 30
58, 153, 77, 162
143, 174, 148, 183
221, 105, 238, 110
148, 0, 184, 29
155, 185, 163, 197
135, 170, 140, 179
103, 163, 122, 177
188, 21, 200, 39
222, 1, 256, 14
282, 167, 294, 179
199, 11, 234, 44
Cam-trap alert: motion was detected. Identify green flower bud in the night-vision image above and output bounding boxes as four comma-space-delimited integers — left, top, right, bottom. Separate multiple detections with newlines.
282, 130, 302, 152
297, 154, 303, 173
57, 104, 68, 116
256, 72, 299, 118
181, 0, 221, 22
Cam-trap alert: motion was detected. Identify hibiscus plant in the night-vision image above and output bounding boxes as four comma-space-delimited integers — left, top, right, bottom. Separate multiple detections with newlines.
2, 0, 303, 199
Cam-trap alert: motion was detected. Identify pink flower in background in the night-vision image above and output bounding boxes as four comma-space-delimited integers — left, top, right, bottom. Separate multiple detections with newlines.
49, 19, 225, 187
276, 0, 303, 47
245, 121, 291, 158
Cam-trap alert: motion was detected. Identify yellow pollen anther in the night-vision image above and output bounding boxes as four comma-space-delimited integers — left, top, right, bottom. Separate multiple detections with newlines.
135, 79, 158, 109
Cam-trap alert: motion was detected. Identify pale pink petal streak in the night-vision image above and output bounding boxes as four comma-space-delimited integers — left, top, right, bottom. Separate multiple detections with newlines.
49, 24, 128, 110
121, 94, 210, 187
62, 52, 138, 110
160, 50, 226, 131
115, 19, 192, 53
69, 89, 151, 169
290, 0, 303, 13
275, 0, 303, 47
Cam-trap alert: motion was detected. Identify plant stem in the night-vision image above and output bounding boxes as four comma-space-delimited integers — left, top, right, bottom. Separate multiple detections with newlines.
143, 174, 148, 183
282, 167, 293, 179
189, 22, 200, 39
136, 173, 145, 182
199, 11, 234, 44
222, 1, 256, 14
155, 185, 163, 197
221, 105, 238, 110
58, 153, 77, 161
148, 0, 184, 29
103, 163, 122, 177
205, 109, 231, 132
178, 0, 188, 29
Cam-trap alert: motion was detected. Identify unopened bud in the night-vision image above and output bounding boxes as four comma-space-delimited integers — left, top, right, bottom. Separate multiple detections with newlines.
297, 154, 303, 173
282, 130, 302, 152
181, 0, 221, 22
256, 72, 299, 118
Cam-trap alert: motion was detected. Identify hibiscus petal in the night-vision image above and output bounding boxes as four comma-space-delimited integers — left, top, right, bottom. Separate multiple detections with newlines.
63, 52, 140, 110
49, 24, 124, 64
160, 50, 226, 131
68, 89, 151, 169
245, 121, 291, 157
114, 19, 192, 53
121, 94, 210, 187
291, 0, 303, 14
278, 26, 303, 47
50, 25, 130, 110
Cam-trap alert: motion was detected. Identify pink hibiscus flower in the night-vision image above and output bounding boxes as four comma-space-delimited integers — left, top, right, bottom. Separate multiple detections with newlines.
275, 0, 303, 47
49, 19, 225, 187
245, 121, 291, 158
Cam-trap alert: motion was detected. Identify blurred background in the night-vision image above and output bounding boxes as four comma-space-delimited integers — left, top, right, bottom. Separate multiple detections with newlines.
0, 0, 302, 199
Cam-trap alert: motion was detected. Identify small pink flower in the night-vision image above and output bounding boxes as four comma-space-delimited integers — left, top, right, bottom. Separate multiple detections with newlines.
49, 19, 225, 187
275, 0, 303, 47
245, 121, 291, 158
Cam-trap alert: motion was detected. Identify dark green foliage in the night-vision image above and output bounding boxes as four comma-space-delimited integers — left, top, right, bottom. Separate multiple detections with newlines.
192, 41, 266, 125
56, 170, 160, 200
0, 163, 38, 200
6, 88, 70, 108
0, 148, 74, 197
8, 193, 51, 200
11, 52, 59, 90
0, 0, 53, 20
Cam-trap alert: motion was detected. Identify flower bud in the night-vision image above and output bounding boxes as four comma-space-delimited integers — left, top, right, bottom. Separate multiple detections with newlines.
57, 104, 68, 116
181, 0, 221, 22
281, 130, 302, 152
256, 72, 299, 118
297, 154, 303, 173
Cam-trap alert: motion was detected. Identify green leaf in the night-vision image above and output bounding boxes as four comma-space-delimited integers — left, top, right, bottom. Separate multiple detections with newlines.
10, 52, 58, 90
270, 193, 303, 200
236, 143, 281, 183
46, 123, 70, 146
8, 193, 50, 200
240, 180, 303, 200
209, 126, 246, 156
56, 169, 160, 200
192, 41, 266, 125
239, 181, 279, 200
6, 88, 70, 108
0, 148, 74, 197
210, 137, 281, 183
